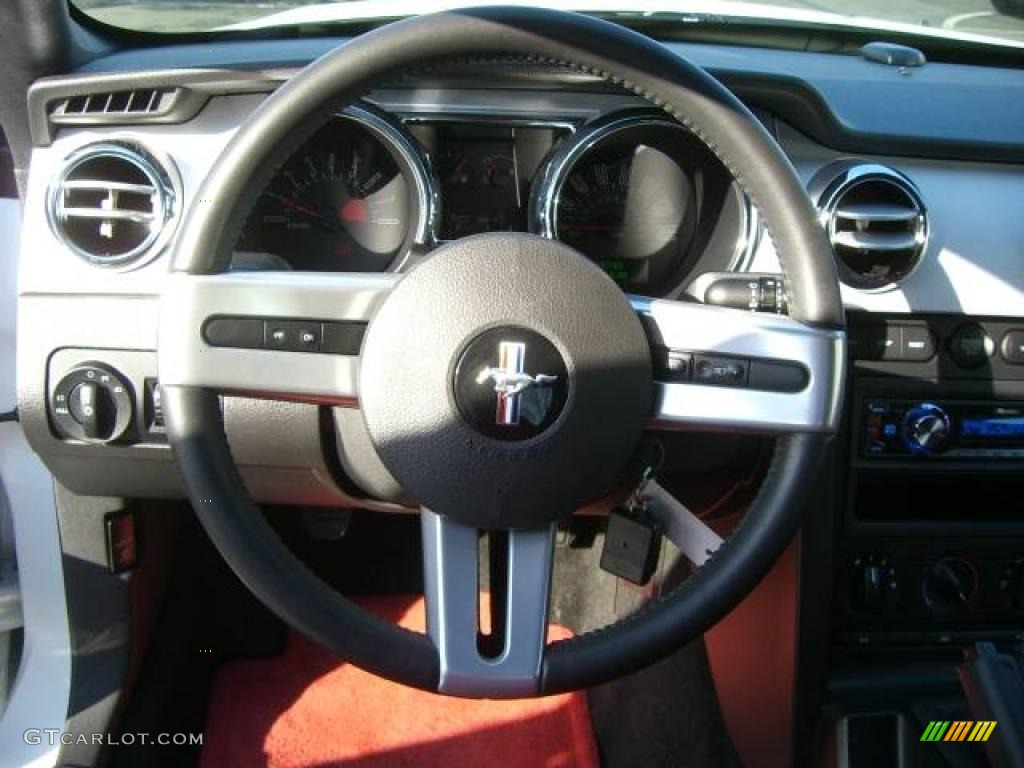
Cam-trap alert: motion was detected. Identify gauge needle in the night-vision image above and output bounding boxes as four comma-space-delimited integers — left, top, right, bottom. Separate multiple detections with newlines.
263, 192, 327, 222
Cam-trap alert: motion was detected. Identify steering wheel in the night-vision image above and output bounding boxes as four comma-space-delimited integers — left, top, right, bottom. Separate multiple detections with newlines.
158, 6, 845, 698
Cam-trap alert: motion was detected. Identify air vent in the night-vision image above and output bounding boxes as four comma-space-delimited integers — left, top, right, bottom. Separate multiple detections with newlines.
47, 142, 179, 268
49, 88, 180, 123
817, 165, 927, 290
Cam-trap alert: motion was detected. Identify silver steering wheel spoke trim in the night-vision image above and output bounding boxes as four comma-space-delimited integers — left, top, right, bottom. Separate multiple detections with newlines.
421, 509, 556, 698
158, 270, 397, 403
634, 297, 846, 434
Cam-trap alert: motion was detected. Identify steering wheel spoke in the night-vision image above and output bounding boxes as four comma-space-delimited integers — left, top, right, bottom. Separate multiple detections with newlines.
635, 297, 845, 434
420, 509, 555, 698
159, 270, 396, 403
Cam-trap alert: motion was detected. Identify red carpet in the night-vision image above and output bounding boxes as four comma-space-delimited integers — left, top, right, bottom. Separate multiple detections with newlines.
199, 595, 600, 768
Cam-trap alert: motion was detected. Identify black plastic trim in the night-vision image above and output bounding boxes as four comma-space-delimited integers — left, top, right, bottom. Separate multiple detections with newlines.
201, 315, 367, 355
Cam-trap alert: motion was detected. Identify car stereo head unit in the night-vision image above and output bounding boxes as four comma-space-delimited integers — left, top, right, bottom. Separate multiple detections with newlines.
863, 399, 1024, 459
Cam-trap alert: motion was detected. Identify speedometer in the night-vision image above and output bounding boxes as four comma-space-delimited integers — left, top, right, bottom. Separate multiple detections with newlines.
237, 105, 433, 272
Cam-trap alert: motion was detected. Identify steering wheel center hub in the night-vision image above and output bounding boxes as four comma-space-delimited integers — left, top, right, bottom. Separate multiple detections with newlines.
359, 233, 652, 528
454, 326, 569, 442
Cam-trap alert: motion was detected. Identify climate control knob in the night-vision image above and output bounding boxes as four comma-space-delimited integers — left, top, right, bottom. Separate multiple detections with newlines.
1000, 560, 1024, 613
901, 402, 951, 455
923, 556, 978, 614
849, 556, 899, 613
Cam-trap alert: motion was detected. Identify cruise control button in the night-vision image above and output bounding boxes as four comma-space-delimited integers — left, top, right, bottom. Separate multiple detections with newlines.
265, 323, 290, 349
692, 355, 749, 387
298, 328, 320, 350
264, 320, 321, 352
900, 325, 935, 362
948, 323, 994, 369
1002, 330, 1024, 365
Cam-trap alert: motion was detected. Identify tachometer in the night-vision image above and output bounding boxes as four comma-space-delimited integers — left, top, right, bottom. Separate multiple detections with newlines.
557, 148, 694, 289
237, 106, 432, 271
532, 111, 754, 297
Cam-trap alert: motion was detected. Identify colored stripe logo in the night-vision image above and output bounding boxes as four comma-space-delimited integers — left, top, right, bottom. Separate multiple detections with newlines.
921, 721, 997, 742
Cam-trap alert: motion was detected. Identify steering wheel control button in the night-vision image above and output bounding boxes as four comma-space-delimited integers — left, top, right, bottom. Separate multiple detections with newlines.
692, 354, 749, 387
948, 323, 994, 369
1001, 330, 1024, 365
202, 316, 264, 349
360, 233, 651, 529
454, 328, 569, 441
298, 329, 320, 350
51, 363, 134, 444
652, 348, 692, 381
265, 320, 321, 352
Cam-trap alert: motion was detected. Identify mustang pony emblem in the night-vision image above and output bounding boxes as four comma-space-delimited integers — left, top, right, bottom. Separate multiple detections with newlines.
475, 341, 559, 426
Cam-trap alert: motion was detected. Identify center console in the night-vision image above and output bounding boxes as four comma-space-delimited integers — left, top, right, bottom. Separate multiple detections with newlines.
824, 313, 1024, 766
839, 313, 1024, 650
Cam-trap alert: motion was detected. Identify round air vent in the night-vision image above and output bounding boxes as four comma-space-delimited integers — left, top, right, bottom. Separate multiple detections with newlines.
47, 141, 179, 268
816, 164, 927, 290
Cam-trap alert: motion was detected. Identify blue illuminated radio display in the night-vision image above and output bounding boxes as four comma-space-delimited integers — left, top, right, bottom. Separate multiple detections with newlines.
864, 400, 1024, 458
961, 416, 1024, 440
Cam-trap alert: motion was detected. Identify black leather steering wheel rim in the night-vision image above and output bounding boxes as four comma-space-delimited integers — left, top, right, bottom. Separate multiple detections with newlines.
161, 6, 844, 696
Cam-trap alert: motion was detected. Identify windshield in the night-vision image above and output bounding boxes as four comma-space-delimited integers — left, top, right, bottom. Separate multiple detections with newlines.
72, 0, 1024, 47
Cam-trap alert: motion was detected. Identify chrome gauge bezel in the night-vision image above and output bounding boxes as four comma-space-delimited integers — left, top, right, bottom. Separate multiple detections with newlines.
529, 109, 757, 290
334, 103, 440, 272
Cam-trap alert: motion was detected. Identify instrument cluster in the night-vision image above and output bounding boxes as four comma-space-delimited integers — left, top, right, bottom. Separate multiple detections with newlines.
236, 104, 756, 297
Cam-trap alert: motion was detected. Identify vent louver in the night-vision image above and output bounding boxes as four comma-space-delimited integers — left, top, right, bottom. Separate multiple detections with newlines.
49, 88, 179, 122
47, 142, 179, 268
818, 165, 927, 290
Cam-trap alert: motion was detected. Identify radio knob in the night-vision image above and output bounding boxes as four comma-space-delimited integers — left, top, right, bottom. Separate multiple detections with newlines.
901, 402, 951, 455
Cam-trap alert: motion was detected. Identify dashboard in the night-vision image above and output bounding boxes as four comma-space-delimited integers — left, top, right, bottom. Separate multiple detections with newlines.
231, 102, 752, 297
15, 36, 1024, 513
12, 27, 1024, 768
